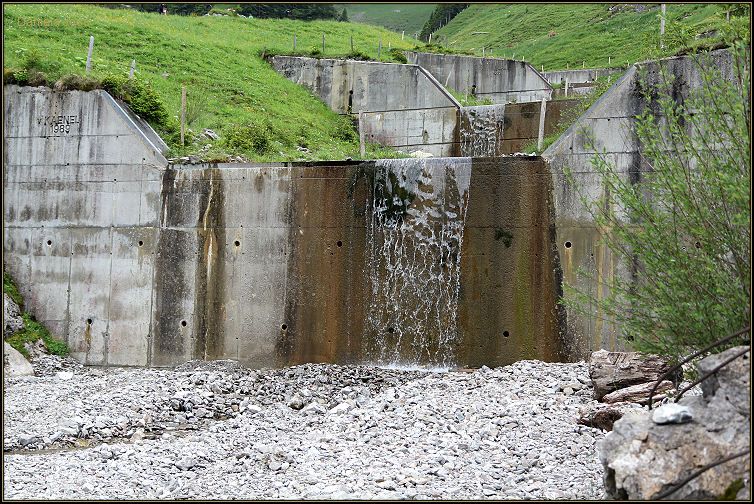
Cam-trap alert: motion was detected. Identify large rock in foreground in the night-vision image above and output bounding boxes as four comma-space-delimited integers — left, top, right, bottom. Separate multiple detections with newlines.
598, 346, 750, 500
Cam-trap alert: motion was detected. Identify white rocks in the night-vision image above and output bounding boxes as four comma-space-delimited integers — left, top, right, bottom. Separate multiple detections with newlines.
55, 371, 74, 380
4, 341, 34, 377
651, 403, 692, 424
3, 356, 654, 499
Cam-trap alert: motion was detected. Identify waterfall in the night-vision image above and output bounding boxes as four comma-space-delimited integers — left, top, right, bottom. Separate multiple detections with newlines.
365, 157, 472, 369
460, 104, 507, 157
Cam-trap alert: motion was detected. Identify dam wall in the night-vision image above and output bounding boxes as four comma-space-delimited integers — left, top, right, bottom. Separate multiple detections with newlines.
459, 99, 581, 156
404, 52, 553, 104
269, 56, 460, 157
4, 84, 573, 369
270, 55, 577, 157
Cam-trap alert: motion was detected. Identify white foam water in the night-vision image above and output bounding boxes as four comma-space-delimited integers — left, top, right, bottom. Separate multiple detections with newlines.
366, 157, 472, 369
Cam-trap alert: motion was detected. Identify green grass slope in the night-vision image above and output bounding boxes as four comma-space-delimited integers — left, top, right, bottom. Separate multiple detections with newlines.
3, 4, 746, 163
430, 3, 730, 71
3, 3, 419, 162
332, 4, 436, 37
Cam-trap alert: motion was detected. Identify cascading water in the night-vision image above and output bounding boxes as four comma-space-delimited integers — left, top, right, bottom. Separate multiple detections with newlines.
364, 157, 472, 369
460, 104, 508, 157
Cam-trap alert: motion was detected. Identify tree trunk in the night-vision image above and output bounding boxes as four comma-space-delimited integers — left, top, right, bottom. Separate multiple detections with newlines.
601, 380, 676, 404
589, 349, 678, 400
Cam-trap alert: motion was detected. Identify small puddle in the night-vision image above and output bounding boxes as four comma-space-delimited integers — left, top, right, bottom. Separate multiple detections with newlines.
4, 425, 200, 456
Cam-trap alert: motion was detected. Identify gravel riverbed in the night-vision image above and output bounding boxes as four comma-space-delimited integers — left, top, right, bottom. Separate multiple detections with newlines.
3, 354, 651, 500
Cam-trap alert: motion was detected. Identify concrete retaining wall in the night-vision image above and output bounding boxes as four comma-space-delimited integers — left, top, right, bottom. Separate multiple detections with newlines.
543, 48, 737, 354
460, 99, 581, 156
3, 85, 167, 366
4, 84, 573, 368
543, 67, 625, 85
404, 52, 553, 104
270, 56, 460, 157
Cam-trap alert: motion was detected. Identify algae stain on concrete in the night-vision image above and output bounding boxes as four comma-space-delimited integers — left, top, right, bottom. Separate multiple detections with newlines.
513, 245, 535, 360
196, 168, 226, 362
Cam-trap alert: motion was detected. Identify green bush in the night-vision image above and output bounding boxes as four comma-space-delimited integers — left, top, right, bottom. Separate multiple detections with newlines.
563, 38, 751, 371
346, 50, 372, 61
222, 122, 276, 155
332, 115, 357, 142
390, 48, 408, 64
12, 68, 28, 85
101, 73, 171, 130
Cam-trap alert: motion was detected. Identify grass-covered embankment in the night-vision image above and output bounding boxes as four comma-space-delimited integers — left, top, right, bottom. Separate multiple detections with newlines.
430, 3, 740, 70
2, 3, 419, 162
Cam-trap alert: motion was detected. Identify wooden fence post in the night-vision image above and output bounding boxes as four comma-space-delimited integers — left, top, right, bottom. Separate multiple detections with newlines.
660, 4, 666, 48
293, 35, 296, 52
322, 35, 325, 54
537, 97, 547, 151
378, 40, 381, 58
350, 35, 353, 53
129, 60, 135, 79
85, 36, 94, 72
181, 87, 186, 146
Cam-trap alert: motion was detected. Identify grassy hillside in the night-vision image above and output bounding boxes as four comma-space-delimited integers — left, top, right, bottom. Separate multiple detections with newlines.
430, 3, 729, 71
332, 4, 436, 37
3, 3, 746, 163
2, 3, 418, 162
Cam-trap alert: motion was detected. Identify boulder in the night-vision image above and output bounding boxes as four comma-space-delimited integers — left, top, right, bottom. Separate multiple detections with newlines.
577, 408, 623, 432
4, 292, 25, 337
589, 349, 678, 401
598, 346, 750, 500
23, 338, 50, 359
4, 340, 35, 377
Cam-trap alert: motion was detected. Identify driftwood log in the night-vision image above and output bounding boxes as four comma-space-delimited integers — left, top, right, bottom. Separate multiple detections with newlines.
601, 380, 676, 404
589, 349, 679, 401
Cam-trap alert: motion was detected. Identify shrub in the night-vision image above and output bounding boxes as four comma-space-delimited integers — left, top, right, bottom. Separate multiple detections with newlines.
12, 68, 28, 85
346, 50, 372, 61
390, 48, 408, 64
562, 38, 751, 370
101, 73, 170, 127
332, 115, 357, 142
222, 122, 275, 155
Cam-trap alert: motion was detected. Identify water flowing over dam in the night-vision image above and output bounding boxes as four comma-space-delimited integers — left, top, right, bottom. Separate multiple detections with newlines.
364, 158, 472, 368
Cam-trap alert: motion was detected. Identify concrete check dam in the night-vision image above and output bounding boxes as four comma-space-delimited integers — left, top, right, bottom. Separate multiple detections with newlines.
10, 46, 726, 369
3, 84, 575, 370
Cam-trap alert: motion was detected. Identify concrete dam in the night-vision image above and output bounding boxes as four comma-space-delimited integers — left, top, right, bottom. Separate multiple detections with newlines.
3, 84, 573, 370
6, 48, 726, 369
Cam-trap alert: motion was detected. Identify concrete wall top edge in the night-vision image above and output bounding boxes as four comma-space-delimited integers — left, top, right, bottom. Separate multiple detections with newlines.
166, 157, 555, 171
